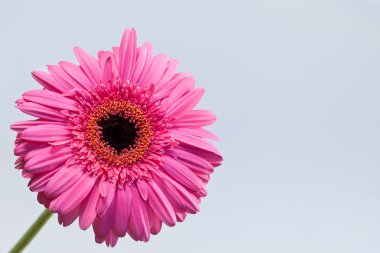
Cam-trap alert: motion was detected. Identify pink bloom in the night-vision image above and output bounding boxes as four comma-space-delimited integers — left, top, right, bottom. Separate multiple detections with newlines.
11, 28, 222, 247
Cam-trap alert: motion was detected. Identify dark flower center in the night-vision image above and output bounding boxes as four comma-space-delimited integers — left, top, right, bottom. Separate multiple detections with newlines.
86, 100, 153, 166
97, 114, 139, 154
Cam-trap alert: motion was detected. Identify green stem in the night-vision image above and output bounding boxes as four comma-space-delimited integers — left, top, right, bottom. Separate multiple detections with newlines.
9, 209, 53, 253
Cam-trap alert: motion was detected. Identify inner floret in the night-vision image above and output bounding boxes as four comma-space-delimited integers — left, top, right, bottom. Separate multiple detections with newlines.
86, 100, 153, 166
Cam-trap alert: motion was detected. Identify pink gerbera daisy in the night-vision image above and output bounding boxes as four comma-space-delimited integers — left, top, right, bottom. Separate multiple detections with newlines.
11, 28, 222, 246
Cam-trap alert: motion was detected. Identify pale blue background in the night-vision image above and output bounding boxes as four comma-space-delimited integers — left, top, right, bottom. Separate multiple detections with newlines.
1, 0, 380, 252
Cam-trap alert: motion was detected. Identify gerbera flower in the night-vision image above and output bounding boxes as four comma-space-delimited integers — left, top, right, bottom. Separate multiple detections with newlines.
11, 28, 222, 247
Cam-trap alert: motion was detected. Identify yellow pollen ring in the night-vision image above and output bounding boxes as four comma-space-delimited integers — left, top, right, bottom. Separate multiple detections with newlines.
85, 99, 153, 166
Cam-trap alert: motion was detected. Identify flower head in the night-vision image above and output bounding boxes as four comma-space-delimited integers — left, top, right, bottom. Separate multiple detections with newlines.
11, 28, 222, 246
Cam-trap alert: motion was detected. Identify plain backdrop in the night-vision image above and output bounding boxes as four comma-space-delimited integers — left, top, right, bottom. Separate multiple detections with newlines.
1, 0, 380, 252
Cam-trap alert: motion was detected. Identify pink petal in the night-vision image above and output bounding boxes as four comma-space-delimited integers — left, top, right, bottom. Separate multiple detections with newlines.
23, 90, 78, 111
178, 144, 223, 167
97, 180, 116, 217
15, 156, 25, 169
154, 72, 192, 100
102, 57, 113, 83
147, 205, 162, 235
73, 47, 102, 85
98, 50, 113, 67
93, 198, 115, 240
130, 42, 152, 84
161, 75, 195, 108
79, 180, 100, 230
161, 177, 199, 214
21, 124, 71, 142
58, 206, 80, 227
58, 61, 93, 90
17, 102, 67, 122
166, 88, 204, 118
136, 43, 154, 85
176, 212, 187, 222
49, 139, 71, 146
128, 186, 150, 241
147, 180, 176, 226
113, 186, 131, 237
172, 110, 216, 128
169, 127, 221, 142
32, 71, 66, 93
28, 168, 59, 192
47, 65, 81, 90
37, 192, 51, 208
24, 146, 73, 173
50, 173, 96, 214
155, 59, 179, 90
11, 120, 66, 132
196, 173, 210, 183
170, 131, 220, 155
95, 235, 105, 244
99, 179, 106, 197
163, 156, 204, 192
14, 141, 48, 156
119, 28, 137, 82
98, 50, 119, 79
168, 148, 214, 174
140, 53, 168, 88
105, 230, 119, 247
112, 47, 120, 67
44, 165, 83, 198
137, 180, 148, 201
